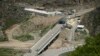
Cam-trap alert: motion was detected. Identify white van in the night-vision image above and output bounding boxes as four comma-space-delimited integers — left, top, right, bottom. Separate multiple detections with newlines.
77, 25, 85, 31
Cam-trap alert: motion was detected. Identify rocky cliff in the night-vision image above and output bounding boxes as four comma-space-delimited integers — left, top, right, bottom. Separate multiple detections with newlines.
0, 0, 99, 30
0, 0, 100, 40
81, 7, 100, 36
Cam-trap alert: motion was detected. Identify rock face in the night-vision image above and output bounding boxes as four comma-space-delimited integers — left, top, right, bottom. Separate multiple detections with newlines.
1, 0, 99, 7
0, 0, 100, 40
81, 7, 100, 36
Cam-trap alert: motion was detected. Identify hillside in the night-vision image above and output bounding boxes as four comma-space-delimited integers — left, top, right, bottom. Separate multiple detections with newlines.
81, 7, 100, 36
60, 7, 100, 56
0, 1, 31, 30
0, 0, 99, 31
0, 0, 100, 56
60, 34, 100, 56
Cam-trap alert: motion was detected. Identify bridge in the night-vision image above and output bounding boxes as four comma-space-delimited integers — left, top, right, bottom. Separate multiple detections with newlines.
24, 24, 63, 56
23, 8, 95, 56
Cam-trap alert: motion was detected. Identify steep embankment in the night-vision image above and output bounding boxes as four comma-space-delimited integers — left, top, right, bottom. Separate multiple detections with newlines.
0, 0, 99, 31
60, 34, 100, 56
0, 0, 99, 40
12, 0, 98, 7
81, 7, 100, 36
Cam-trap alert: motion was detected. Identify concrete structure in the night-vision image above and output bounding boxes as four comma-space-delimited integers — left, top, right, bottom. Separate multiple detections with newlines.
24, 24, 63, 56
23, 8, 95, 56
24, 8, 62, 16
66, 8, 95, 42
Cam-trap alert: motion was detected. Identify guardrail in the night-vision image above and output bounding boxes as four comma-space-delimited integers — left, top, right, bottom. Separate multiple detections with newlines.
37, 28, 61, 54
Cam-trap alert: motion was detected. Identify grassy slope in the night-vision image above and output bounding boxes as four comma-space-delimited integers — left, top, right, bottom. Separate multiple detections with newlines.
14, 34, 34, 41
0, 48, 23, 56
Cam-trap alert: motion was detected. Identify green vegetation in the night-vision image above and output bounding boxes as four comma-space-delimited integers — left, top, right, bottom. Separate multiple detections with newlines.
0, 2, 32, 42
82, 7, 100, 36
0, 31, 8, 42
2, 9, 31, 31
14, 34, 34, 41
1, 1, 31, 31
0, 48, 23, 56
0, 36, 8, 42
60, 34, 100, 56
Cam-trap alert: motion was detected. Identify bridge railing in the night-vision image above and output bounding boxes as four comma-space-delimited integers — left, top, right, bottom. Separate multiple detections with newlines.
37, 27, 61, 54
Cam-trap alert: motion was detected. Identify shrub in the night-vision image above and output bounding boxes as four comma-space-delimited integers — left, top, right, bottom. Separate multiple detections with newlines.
14, 34, 34, 41
60, 34, 100, 56
0, 48, 23, 56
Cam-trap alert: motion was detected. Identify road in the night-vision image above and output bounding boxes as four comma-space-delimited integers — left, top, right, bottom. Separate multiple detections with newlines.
23, 8, 95, 56
24, 24, 63, 56
38, 8, 95, 56
67, 18, 78, 42
66, 8, 95, 41
39, 17, 78, 56
66, 8, 95, 19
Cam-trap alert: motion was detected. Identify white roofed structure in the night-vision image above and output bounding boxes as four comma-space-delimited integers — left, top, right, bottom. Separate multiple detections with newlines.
24, 8, 62, 16
77, 25, 84, 28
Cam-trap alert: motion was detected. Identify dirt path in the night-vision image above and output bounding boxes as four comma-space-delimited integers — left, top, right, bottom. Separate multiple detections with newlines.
0, 24, 34, 49
0, 15, 62, 49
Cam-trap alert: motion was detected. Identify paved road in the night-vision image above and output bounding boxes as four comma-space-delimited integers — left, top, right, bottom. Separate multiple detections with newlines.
66, 8, 95, 19
68, 18, 78, 42
38, 8, 95, 56
24, 24, 63, 56
66, 8, 95, 41
39, 18, 78, 56
76, 8, 95, 16
23, 8, 95, 56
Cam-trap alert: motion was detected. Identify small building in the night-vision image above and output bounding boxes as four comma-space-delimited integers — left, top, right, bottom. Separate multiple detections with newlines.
24, 8, 62, 16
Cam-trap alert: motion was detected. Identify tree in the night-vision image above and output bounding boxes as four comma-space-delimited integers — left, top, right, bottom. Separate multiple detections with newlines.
61, 34, 100, 56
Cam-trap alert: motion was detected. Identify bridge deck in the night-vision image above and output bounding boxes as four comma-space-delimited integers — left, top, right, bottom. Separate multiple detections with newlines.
24, 24, 62, 56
